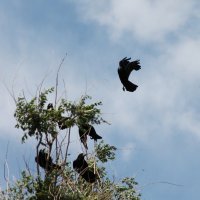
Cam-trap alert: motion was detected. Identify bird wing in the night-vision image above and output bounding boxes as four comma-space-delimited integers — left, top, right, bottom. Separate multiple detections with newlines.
125, 60, 141, 79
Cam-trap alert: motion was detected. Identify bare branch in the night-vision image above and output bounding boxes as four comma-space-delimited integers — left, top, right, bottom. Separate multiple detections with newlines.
54, 52, 67, 108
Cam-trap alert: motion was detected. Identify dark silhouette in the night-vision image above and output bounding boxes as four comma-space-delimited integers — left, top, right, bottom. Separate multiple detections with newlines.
73, 153, 97, 183
35, 149, 61, 171
87, 125, 102, 141
79, 125, 102, 149
73, 153, 88, 173
81, 170, 97, 183
47, 103, 53, 110
118, 57, 141, 92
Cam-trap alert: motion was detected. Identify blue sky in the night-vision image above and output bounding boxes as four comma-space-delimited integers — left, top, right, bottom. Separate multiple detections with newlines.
0, 0, 200, 199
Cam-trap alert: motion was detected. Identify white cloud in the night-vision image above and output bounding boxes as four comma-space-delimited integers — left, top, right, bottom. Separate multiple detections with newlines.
74, 0, 198, 42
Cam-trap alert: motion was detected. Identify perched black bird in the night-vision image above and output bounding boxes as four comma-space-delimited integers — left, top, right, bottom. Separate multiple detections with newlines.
35, 149, 61, 171
118, 57, 141, 92
73, 153, 97, 183
73, 153, 88, 174
47, 103, 53, 110
79, 125, 102, 149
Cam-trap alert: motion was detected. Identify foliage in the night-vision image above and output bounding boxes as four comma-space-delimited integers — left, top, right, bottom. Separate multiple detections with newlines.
95, 140, 117, 163
2, 87, 141, 200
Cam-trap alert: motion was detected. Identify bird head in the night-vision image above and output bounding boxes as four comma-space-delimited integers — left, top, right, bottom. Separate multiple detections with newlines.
77, 153, 86, 160
47, 103, 53, 110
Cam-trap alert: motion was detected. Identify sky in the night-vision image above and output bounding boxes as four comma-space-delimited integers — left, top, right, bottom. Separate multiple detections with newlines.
0, 0, 200, 199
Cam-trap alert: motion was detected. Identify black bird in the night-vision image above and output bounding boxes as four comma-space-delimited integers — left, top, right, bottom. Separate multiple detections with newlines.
47, 103, 53, 110
118, 57, 141, 92
81, 169, 97, 183
35, 149, 61, 171
79, 125, 102, 149
87, 125, 102, 141
73, 153, 88, 174
73, 153, 97, 183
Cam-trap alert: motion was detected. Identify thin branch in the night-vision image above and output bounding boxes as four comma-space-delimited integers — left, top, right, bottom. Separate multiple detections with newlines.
64, 127, 71, 164
36, 133, 43, 176
54, 52, 67, 108
3, 142, 10, 200
23, 156, 32, 177
139, 181, 183, 192
3, 82, 17, 104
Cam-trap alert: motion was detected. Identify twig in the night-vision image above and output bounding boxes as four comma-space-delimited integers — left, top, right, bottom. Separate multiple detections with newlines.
64, 127, 71, 164
3, 82, 17, 104
36, 133, 43, 176
54, 52, 67, 108
3, 142, 10, 200
23, 156, 32, 177
139, 180, 184, 192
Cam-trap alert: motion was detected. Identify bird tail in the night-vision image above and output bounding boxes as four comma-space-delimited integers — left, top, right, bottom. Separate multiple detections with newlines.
124, 81, 138, 92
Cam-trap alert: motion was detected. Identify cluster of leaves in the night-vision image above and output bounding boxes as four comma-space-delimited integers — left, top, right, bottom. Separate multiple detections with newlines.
95, 140, 117, 163
14, 88, 106, 143
14, 88, 58, 142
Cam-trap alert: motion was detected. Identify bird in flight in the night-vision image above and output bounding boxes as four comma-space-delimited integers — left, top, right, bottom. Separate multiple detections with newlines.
118, 57, 141, 92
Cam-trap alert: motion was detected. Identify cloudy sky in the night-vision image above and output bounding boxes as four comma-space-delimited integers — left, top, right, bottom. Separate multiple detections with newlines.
0, 0, 200, 199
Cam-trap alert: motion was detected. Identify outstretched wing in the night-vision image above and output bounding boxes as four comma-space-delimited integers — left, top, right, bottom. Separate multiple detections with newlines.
125, 59, 141, 79
119, 57, 131, 69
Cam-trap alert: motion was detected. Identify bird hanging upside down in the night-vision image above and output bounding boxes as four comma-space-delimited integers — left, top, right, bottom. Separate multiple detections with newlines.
118, 57, 141, 92
79, 124, 102, 149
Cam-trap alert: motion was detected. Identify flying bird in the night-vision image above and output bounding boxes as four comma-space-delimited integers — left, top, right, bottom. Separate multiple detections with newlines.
73, 153, 97, 183
79, 125, 102, 149
35, 149, 61, 171
118, 57, 141, 92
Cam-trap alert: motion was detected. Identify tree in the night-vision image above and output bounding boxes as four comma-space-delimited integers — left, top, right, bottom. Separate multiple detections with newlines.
2, 71, 141, 199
